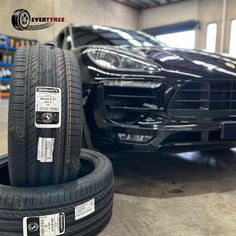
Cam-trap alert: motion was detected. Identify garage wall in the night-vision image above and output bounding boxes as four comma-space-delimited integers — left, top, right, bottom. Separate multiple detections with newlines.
53, 0, 139, 39
0, 0, 54, 42
196, 0, 224, 51
2, 0, 236, 53
139, 0, 199, 29
139, 0, 236, 54
225, 0, 236, 53
0, 0, 139, 42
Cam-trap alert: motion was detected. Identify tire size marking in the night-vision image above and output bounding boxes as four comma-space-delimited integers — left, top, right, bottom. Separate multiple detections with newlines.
23, 212, 65, 236
35, 87, 61, 128
75, 198, 95, 221
37, 137, 55, 163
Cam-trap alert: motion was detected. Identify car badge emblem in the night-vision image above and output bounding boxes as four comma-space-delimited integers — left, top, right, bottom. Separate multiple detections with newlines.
225, 62, 236, 69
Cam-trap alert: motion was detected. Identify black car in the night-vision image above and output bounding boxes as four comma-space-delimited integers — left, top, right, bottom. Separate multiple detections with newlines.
56, 25, 236, 152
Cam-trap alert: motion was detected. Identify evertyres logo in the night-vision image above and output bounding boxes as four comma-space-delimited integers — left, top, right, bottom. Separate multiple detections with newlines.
11, 9, 64, 31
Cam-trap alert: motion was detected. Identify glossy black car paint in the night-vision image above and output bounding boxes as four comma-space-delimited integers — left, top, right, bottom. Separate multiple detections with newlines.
56, 25, 236, 152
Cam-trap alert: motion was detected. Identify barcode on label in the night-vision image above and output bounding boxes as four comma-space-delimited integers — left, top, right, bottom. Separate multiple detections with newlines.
41, 218, 45, 228
37, 138, 55, 163
38, 107, 59, 112
75, 199, 95, 220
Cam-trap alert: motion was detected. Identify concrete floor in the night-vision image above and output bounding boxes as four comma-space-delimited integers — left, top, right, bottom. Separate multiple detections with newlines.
1, 98, 236, 235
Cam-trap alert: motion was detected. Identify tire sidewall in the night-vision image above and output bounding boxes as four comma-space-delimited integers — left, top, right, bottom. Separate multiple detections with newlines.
0, 149, 113, 210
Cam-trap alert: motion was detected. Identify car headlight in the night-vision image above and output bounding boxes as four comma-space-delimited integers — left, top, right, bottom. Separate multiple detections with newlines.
87, 48, 158, 71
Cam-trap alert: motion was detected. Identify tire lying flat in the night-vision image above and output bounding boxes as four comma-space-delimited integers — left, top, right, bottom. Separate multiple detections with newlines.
8, 44, 82, 187
0, 149, 114, 236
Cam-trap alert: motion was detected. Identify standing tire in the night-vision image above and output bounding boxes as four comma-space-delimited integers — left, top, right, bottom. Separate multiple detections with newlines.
8, 44, 82, 187
0, 149, 114, 236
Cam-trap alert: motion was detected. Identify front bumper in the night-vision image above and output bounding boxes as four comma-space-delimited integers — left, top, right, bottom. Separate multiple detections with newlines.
93, 111, 236, 152
85, 80, 236, 152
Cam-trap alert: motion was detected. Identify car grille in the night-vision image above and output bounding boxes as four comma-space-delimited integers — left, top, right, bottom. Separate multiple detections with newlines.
104, 86, 160, 123
169, 80, 236, 111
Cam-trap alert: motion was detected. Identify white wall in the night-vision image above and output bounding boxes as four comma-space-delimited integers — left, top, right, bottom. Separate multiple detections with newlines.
225, 0, 236, 52
53, 0, 139, 38
1, 0, 236, 53
139, 0, 236, 54
0, 0, 54, 42
0, 0, 139, 42
197, 0, 224, 51
139, 0, 199, 29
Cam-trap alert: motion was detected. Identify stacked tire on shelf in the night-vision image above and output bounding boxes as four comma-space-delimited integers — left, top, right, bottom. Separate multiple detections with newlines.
0, 44, 114, 236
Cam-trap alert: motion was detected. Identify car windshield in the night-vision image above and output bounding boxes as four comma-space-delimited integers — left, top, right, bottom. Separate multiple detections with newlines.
72, 25, 165, 47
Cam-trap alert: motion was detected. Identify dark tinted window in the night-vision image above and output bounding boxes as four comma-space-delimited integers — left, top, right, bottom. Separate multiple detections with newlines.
72, 29, 110, 47
72, 26, 164, 47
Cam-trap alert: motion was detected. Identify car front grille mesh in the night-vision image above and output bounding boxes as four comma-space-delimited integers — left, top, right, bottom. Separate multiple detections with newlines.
104, 86, 160, 123
169, 80, 236, 110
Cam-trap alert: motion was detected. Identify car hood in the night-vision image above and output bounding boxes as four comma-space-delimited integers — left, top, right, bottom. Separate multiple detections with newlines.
84, 45, 236, 80
137, 46, 236, 79
103, 46, 236, 80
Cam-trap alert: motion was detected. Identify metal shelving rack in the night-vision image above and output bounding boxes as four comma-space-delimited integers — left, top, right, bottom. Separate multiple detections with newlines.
0, 34, 37, 98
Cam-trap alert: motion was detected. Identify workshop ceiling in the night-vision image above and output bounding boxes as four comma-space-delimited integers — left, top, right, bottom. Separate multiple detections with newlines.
115, 0, 189, 9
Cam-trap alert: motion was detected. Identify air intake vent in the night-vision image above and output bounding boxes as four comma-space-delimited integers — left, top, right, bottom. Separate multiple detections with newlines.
170, 81, 236, 111
104, 86, 160, 123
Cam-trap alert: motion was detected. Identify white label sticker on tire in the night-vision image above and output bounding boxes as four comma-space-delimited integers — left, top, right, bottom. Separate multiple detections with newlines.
75, 198, 95, 221
35, 87, 61, 128
23, 212, 65, 236
37, 137, 55, 162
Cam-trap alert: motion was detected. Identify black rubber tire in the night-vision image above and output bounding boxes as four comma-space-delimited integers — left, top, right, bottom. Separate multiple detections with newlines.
0, 149, 114, 236
8, 44, 82, 187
